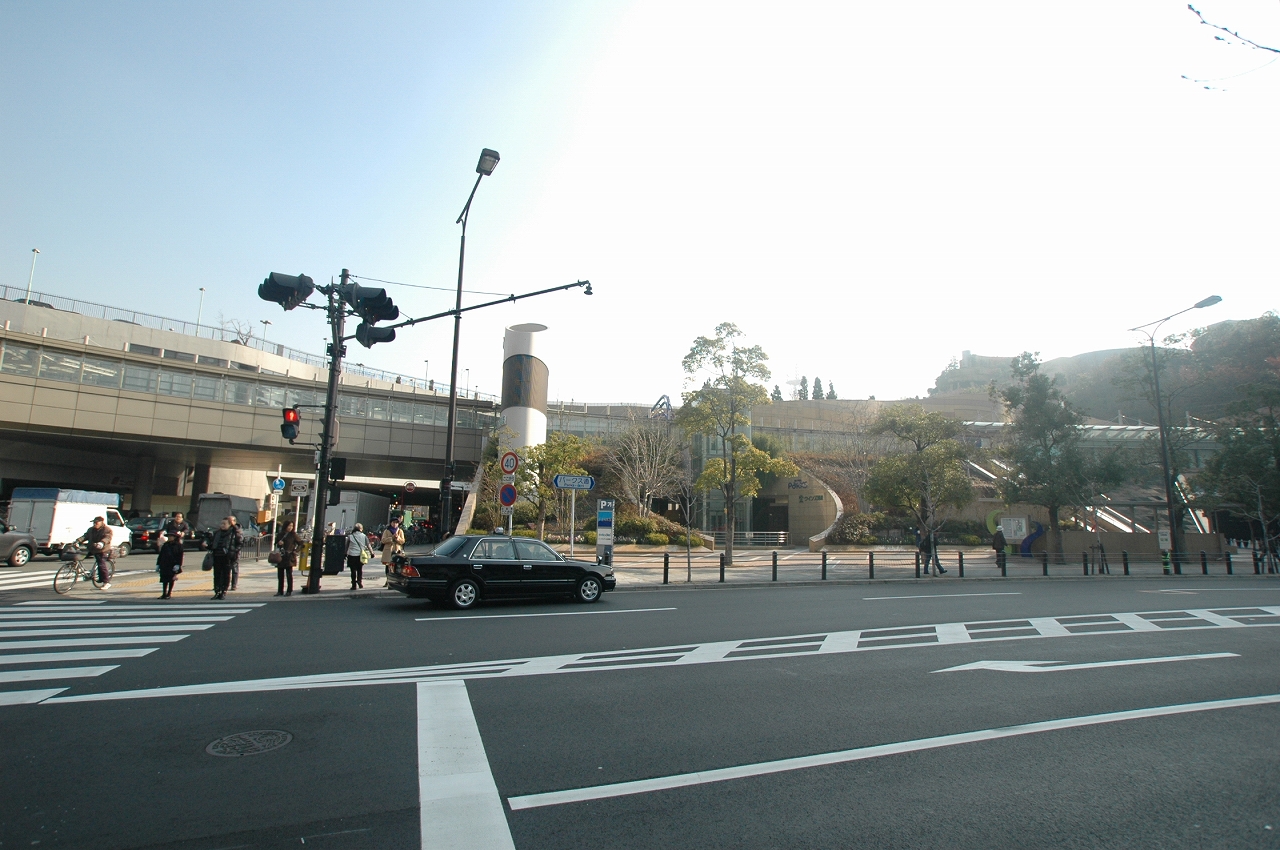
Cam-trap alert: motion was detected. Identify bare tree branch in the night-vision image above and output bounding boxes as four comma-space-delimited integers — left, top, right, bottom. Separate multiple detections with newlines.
1189, 4, 1280, 54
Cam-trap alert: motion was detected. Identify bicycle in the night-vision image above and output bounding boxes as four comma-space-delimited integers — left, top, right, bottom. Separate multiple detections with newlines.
53, 545, 116, 594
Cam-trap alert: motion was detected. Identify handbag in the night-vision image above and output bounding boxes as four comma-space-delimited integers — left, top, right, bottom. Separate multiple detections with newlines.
267, 551, 283, 565
359, 548, 370, 565
202, 552, 214, 571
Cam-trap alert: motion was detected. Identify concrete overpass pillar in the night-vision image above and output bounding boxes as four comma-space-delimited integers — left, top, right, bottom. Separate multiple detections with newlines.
131, 456, 156, 514
188, 463, 211, 515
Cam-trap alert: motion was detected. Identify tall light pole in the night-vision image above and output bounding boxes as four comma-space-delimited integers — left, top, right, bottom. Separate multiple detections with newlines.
440, 148, 500, 538
196, 287, 207, 334
260, 319, 272, 345
1129, 294, 1222, 573
24, 249, 39, 303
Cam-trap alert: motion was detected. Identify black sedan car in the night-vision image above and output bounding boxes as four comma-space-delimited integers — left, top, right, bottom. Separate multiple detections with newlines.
127, 516, 166, 552
1, 524, 37, 567
388, 534, 616, 609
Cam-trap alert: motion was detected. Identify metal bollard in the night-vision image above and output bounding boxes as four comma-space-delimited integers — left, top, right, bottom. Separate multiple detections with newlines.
1255, 550, 1262, 575
958, 551, 964, 578
1042, 551, 1049, 576
1201, 550, 1208, 575
1083, 552, 1089, 576
1225, 551, 1233, 575
822, 551, 828, 580
772, 550, 778, 582
915, 551, 921, 578
1122, 550, 1130, 576
868, 552, 875, 580
663, 551, 669, 585
719, 552, 725, 583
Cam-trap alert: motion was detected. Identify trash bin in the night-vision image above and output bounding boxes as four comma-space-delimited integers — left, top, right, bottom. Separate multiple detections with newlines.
323, 534, 347, 575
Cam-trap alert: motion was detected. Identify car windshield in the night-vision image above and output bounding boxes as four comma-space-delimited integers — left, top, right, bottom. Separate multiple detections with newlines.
431, 536, 469, 558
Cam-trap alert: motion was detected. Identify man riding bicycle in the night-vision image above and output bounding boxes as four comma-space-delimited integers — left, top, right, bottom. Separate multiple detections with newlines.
76, 516, 114, 590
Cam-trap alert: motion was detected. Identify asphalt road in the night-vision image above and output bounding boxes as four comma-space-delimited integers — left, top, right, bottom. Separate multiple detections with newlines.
1, 575, 1278, 849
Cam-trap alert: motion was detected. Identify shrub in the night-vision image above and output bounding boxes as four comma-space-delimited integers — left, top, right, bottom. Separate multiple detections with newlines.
828, 512, 886, 545
958, 534, 982, 546
583, 531, 597, 545
616, 517, 657, 539
471, 503, 498, 532
512, 528, 538, 538
643, 533, 670, 546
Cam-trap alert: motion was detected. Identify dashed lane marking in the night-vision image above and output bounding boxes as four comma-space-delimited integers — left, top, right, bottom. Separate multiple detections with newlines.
416, 607, 676, 622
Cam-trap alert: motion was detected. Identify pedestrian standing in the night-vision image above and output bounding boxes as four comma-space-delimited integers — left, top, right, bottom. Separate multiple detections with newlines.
380, 518, 405, 580
346, 523, 372, 589
992, 526, 1007, 572
162, 512, 191, 545
210, 518, 236, 600
156, 534, 183, 599
276, 520, 300, 596
227, 516, 245, 590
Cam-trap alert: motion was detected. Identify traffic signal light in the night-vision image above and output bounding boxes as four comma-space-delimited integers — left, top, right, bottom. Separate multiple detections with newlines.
281, 406, 301, 441
343, 285, 399, 348
258, 272, 315, 311
329, 457, 347, 481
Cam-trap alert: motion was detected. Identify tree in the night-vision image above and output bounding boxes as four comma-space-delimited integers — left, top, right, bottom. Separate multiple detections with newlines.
677, 322, 787, 565
798, 377, 809, 400
827, 383, 837, 400
522, 432, 591, 540
995, 353, 1122, 562
813, 377, 823, 400
771, 385, 783, 402
603, 417, 683, 518
864, 406, 973, 552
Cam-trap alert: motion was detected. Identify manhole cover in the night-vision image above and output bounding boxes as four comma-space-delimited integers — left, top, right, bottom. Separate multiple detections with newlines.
205, 730, 293, 757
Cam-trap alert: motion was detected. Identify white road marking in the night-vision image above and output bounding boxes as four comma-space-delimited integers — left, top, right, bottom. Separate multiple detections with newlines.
0, 688, 68, 705
417, 681, 515, 850
38, 606, 1280, 705
0, 665, 119, 683
0, 635, 188, 650
0, 618, 233, 630
0, 612, 250, 620
505, 692, 1280, 811
0, 625, 216, 638
15, 600, 106, 605
0, 648, 158, 665
417, 607, 676, 622
933, 652, 1240, 674
864, 593, 1022, 600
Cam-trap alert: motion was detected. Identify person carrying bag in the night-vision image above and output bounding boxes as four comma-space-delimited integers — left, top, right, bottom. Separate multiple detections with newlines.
346, 523, 373, 590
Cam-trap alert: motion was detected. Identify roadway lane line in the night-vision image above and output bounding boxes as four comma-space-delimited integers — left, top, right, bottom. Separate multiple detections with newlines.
0, 635, 188, 650
0, 688, 68, 705
417, 681, 515, 850
15, 600, 106, 605
0, 648, 158, 665
0, 665, 119, 683
933, 652, 1240, 674
864, 592, 1022, 600
506, 692, 1280, 811
0, 625, 216, 638
416, 607, 676, 622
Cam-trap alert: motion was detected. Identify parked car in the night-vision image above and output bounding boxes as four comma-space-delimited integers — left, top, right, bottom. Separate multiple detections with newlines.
1, 523, 38, 567
387, 534, 616, 609
127, 516, 167, 552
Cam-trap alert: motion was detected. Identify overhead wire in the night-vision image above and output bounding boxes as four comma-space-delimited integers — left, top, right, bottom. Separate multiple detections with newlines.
348, 274, 509, 297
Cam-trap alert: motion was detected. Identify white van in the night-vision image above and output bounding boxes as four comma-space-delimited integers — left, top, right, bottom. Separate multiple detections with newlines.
7, 488, 132, 556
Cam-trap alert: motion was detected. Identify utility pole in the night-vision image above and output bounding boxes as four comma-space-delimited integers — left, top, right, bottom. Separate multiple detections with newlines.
304, 270, 348, 593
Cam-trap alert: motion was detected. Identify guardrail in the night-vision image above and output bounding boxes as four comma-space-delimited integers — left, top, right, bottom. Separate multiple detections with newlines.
709, 531, 790, 547
621, 549, 1277, 584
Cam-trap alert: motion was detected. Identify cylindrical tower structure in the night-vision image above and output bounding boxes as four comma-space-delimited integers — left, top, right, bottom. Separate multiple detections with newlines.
500, 323, 548, 450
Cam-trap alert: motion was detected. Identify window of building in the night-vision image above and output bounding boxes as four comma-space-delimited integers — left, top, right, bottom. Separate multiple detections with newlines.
338, 393, 367, 418
38, 350, 82, 383
254, 384, 286, 408
231, 361, 258, 372
158, 370, 193, 398
0, 342, 39, 376
368, 398, 390, 421
127, 343, 161, 357
162, 349, 196, 362
197, 355, 228, 368
123, 365, 158, 394
289, 388, 321, 410
81, 356, 123, 388
223, 379, 253, 406
391, 400, 412, 423
192, 375, 221, 402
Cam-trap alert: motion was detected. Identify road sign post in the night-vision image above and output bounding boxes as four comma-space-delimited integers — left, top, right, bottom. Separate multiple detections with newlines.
596, 498, 615, 566
553, 475, 595, 559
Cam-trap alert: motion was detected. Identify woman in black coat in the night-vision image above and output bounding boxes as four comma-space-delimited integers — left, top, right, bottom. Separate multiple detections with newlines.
156, 535, 183, 599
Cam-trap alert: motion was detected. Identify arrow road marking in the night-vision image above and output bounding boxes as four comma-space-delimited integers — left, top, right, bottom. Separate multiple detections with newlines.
934, 652, 1239, 674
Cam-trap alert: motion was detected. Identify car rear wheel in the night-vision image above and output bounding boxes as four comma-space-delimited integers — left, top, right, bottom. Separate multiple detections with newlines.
116, 542, 131, 558
449, 579, 480, 610
575, 576, 602, 603
8, 545, 32, 567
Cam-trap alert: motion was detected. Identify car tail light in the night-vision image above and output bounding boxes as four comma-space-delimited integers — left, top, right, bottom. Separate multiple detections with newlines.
401, 565, 420, 578
140, 532, 150, 542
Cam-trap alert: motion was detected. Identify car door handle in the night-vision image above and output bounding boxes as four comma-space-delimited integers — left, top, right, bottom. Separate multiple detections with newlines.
523, 564, 532, 570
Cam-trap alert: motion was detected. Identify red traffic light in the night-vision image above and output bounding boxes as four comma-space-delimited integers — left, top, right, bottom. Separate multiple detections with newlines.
281, 406, 301, 441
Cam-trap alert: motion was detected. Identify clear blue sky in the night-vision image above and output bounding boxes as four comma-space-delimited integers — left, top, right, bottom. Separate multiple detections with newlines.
3, 1, 1278, 404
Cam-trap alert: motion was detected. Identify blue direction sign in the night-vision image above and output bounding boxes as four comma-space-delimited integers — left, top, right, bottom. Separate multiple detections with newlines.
499, 484, 518, 507
271, 477, 286, 492
553, 474, 595, 490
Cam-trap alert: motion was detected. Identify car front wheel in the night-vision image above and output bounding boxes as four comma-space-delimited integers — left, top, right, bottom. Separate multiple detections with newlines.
449, 579, 480, 610
576, 576, 602, 603
116, 543, 131, 558
8, 545, 32, 567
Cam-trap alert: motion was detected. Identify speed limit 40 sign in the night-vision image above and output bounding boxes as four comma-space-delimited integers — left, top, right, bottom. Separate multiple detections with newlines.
500, 451, 519, 475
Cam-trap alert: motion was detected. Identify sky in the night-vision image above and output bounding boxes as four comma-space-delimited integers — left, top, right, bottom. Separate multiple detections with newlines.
3, 0, 1278, 406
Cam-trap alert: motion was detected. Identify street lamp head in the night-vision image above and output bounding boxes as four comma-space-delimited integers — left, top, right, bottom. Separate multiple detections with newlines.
31, 248, 39, 255
476, 148, 500, 176
582, 281, 593, 296
1194, 295, 1222, 309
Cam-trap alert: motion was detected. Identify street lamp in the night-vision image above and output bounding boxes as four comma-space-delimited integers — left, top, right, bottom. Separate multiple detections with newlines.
441, 148, 500, 537
260, 319, 272, 346
1129, 294, 1222, 573
24, 248, 39, 304
196, 287, 207, 334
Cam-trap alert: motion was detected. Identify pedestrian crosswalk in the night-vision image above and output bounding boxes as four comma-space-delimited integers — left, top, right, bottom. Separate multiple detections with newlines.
0, 600, 262, 706
0, 568, 149, 594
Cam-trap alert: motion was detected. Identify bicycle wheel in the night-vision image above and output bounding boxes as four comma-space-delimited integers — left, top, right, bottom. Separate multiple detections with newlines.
90, 558, 113, 589
54, 563, 80, 595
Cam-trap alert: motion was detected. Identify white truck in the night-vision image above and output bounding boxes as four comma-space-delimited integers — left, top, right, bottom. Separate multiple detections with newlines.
7, 488, 132, 556
325, 490, 391, 533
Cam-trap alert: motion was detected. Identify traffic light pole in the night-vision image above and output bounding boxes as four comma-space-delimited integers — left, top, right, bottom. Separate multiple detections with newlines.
304, 269, 348, 593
